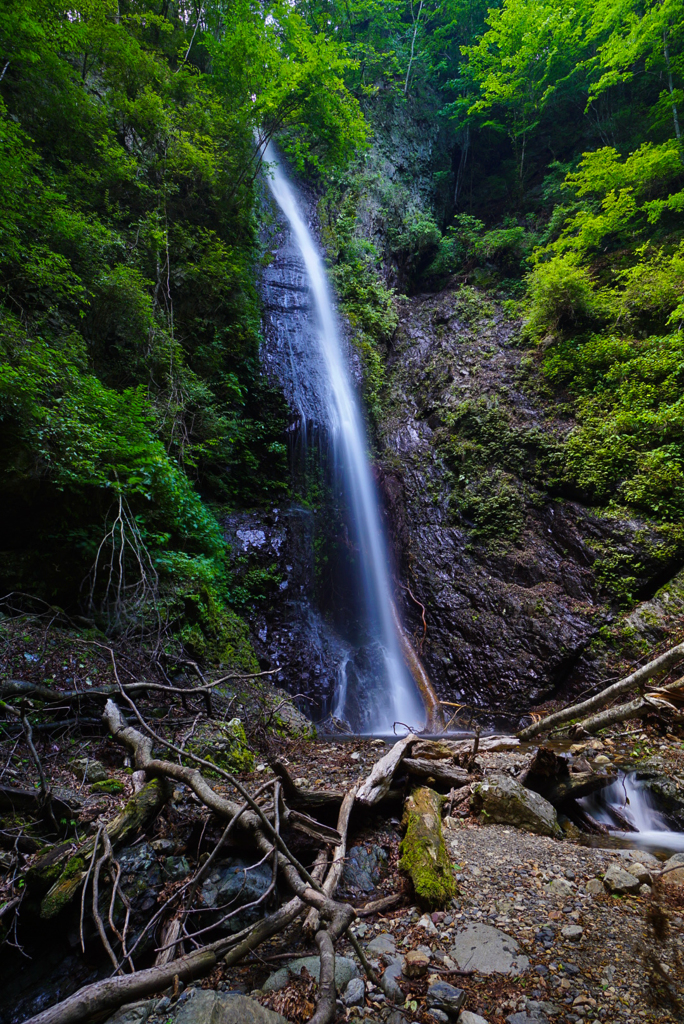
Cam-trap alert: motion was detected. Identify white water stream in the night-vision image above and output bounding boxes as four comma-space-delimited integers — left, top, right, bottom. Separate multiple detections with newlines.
263, 144, 425, 734
579, 771, 684, 854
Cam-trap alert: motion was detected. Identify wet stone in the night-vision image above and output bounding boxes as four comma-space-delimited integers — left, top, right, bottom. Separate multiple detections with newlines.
342, 845, 389, 892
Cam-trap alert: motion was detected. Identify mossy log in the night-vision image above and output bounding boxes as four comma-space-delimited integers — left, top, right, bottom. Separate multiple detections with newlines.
29, 778, 170, 920
399, 786, 455, 909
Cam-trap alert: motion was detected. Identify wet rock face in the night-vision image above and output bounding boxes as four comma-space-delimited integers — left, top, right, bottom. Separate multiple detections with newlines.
378, 288, 684, 718
224, 507, 347, 720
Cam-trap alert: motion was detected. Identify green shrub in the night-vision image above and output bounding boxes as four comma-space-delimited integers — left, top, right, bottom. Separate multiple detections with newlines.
525, 254, 598, 337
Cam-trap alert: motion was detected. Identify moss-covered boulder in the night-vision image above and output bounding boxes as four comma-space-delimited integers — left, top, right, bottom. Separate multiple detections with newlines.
186, 718, 254, 773
399, 786, 455, 909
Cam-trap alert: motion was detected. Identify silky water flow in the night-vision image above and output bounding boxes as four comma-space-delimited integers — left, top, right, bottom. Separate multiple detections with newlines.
263, 144, 425, 735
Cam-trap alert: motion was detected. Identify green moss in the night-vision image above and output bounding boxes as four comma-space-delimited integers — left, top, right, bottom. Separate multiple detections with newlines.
399, 787, 455, 909
186, 717, 255, 774
90, 779, 124, 795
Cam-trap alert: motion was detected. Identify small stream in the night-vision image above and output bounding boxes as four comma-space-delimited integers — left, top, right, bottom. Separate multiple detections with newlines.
579, 770, 684, 855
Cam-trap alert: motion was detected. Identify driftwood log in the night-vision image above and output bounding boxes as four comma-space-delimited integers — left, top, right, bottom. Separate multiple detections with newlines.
398, 786, 455, 908
402, 758, 471, 787
356, 733, 417, 805
568, 676, 684, 736
518, 641, 684, 740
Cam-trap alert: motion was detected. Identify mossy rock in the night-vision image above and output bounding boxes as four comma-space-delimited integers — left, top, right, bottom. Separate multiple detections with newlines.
399, 786, 455, 909
186, 718, 255, 774
90, 779, 125, 795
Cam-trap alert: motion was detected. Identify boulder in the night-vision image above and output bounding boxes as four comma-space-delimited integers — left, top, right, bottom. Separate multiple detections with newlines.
459, 1014, 490, 1024
381, 958, 405, 1002
70, 758, 108, 784
200, 858, 273, 933
175, 990, 288, 1024
662, 851, 684, 885
603, 864, 641, 895
104, 1001, 157, 1024
626, 863, 652, 885
262, 955, 359, 993
403, 949, 429, 977
470, 776, 561, 837
366, 933, 396, 958
543, 879, 574, 898
342, 845, 389, 892
451, 924, 529, 975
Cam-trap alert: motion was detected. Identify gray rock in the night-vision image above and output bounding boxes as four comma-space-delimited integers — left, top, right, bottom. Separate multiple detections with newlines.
104, 1001, 157, 1024
640, 883, 652, 896
262, 955, 359, 993
585, 878, 604, 895
70, 758, 108, 783
543, 879, 574, 898
176, 990, 289, 1024
603, 864, 641, 895
430, 1011, 450, 1023
366, 933, 397, 957
525, 1001, 562, 1017
200, 858, 273, 932
560, 925, 583, 941
663, 851, 684, 885
459, 1014, 490, 1024
451, 924, 529, 975
427, 982, 465, 1015
342, 978, 365, 1006
381, 958, 406, 1002
506, 1015, 549, 1024
470, 776, 560, 837
342, 845, 389, 891
164, 856, 190, 881
626, 862, 652, 884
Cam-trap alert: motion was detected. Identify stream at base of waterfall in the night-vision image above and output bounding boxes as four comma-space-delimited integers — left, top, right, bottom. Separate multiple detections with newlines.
261, 144, 426, 736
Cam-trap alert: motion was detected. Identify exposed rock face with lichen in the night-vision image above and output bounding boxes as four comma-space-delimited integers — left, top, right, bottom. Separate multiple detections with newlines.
376, 286, 684, 720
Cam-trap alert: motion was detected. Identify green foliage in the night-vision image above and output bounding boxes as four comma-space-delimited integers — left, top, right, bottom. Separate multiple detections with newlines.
0, 0, 364, 657
320, 176, 400, 417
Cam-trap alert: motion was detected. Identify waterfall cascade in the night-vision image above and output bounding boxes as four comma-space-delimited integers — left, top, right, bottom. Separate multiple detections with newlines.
262, 145, 426, 735
579, 771, 684, 854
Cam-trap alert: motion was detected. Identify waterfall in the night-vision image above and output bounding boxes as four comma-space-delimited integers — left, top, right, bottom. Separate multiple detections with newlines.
263, 144, 426, 735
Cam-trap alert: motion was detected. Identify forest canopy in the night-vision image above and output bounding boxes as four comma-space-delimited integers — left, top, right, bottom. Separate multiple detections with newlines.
1, 0, 683, 656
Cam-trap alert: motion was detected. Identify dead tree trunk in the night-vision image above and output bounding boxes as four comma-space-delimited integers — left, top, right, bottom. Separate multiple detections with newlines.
518, 642, 684, 740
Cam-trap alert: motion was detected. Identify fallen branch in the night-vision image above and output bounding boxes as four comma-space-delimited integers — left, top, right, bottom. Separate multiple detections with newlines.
303, 785, 358, 935
517, 641, 684, 740
569, 676, 684, 736
357, 734, 417, 805
402, 758, 471, 788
